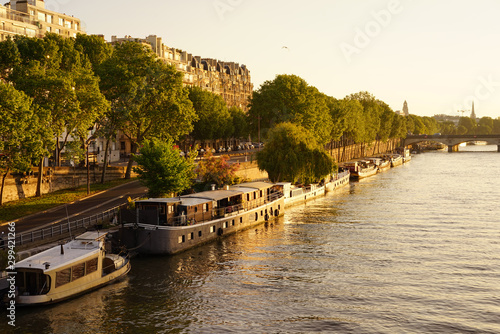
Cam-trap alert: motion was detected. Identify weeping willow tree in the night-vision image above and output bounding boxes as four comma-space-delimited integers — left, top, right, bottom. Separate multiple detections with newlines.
256, 122, 336, 184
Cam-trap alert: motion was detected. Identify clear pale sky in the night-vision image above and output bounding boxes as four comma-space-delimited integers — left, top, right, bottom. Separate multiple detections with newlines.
47, 0, 500, 119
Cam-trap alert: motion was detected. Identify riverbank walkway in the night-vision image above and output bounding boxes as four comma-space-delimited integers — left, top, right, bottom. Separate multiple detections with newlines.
0, 180, 148, 235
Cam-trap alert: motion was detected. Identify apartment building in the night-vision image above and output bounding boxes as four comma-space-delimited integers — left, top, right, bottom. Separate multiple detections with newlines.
111, 35, 253, 112
1, 0, 83, 41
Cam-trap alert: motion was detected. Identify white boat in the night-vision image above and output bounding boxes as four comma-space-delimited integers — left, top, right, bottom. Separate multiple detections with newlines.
119, 182, 285, 255
344, 160, 378, 179
14, 232, 130, 306
276, 169, 350, 207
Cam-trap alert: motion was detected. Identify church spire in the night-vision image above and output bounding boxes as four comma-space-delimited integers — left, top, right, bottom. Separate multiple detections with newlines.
402, 100, 409, 116
470, 101, 476, 120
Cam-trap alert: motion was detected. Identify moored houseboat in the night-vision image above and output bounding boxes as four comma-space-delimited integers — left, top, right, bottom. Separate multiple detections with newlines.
14, 232, 130, 306
344, 161, 378, 179
389, 154, 403, 167
276, 169, 350, 207
118, 182, 285, 255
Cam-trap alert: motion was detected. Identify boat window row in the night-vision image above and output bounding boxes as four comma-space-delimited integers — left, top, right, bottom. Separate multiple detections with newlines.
178, 218, 244, 244
55, 257, 98, 288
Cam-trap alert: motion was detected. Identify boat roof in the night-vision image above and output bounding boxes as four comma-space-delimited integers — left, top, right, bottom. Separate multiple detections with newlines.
183, 189, 243, 201
136, 198, 182, 204
15, 233, 105, 272
231, 181, 274, 190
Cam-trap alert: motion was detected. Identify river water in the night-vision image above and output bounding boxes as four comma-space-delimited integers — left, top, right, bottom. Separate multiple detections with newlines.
4, 145, 500, 333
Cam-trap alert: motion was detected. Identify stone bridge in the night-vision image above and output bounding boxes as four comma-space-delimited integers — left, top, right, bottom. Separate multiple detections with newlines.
404, 134, 500, 152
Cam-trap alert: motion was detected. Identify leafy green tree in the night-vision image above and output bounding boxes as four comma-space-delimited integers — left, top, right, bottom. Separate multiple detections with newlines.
98, 41, 197, 178
347, 91, 382, 143
0, 83, 44, 205
438, 121, 456, 135
196, 150, 240, 188
229, 106, 249, 139
74, 34, 113, 70
492, 118, 500, 134
248, 74, 332, 145
458, 117, 477, 134
477, 117, 493, 134
10, 34, 108, 167
133, 139, 197, 198
0, 37, 20, 80
188, 87, 232, 141
256, 122, 335, 183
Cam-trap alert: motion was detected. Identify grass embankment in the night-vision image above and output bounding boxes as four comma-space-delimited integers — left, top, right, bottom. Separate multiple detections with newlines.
0, 178, 136, 224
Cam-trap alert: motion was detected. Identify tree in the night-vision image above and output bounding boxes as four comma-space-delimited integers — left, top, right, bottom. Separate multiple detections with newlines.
188, 87, 232, 142
0, 37, 20, 80
256, 122, 335, 184
248, 74, 332, 145
458, 117, 477, 135
133, 139, 196, 198
98, 41, 197, 178
229, 106, 248, 139
74, 34, 112, 70
195, 150, 240, 188
477, 117, 493, 134
0, 83, 44, 205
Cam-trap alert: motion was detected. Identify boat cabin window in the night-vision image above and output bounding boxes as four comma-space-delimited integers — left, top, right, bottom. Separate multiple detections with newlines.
16, 269, 51, 296
56, 268, 71, 288
72, 263, 85, 281
86, 258, 98, 274
55, 257, 99, 288
168, 205, 174, 214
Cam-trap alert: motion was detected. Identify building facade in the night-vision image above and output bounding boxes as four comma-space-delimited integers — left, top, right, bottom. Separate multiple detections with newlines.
1, 0, 83, 41
111, 35, 253, 112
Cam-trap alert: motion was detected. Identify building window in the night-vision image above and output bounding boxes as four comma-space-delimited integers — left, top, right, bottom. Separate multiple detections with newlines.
75, 22, 79, 30
47, 15, 53, 24
38, 12, 45, 21
240, 217, 243, 223
59, 18, 64, 26
46, 26, 51, 32
65, 20, 72, 29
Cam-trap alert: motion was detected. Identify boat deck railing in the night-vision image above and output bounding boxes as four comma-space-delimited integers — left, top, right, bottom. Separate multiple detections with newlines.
164, 191, 283, 227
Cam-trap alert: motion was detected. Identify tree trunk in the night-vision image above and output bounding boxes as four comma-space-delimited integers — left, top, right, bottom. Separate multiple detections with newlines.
125, 142, 137, 179
101, 138, 110, 184
0, 168, 9, 206
56, 137, 61, 167
87, 142, 90, 195
36, 157, 44, 197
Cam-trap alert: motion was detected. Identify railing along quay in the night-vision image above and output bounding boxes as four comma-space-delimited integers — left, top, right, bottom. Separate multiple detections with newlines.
13, 203, 129, 248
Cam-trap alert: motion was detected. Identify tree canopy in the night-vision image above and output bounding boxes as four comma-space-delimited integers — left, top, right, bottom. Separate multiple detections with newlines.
248, 74, 332, 145
0, 82, 46, 205
133, 139, 196, 198
256, 122, 335, 184
98, 41, 197, 178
